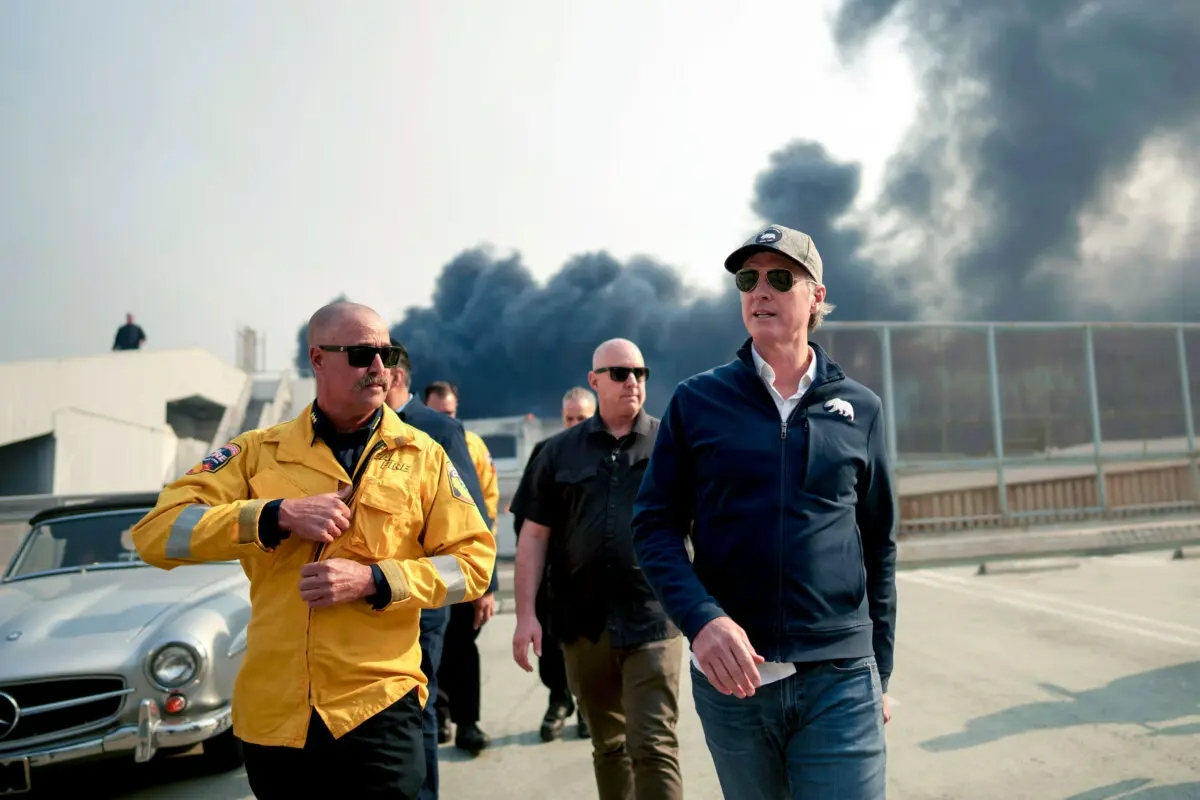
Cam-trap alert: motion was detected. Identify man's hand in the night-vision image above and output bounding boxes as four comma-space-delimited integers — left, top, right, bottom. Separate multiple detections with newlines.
279, 486, 354, 543
882, 693, 891, 724
692, 616, 765, 698
512, 615, 543, 673
473, 593, 496, 630
299, 559, 374, 608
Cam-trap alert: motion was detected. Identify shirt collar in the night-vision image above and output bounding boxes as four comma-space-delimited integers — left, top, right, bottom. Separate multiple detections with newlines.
309, 401, 383, 445
751, 344, 816, 396
584, 410, 653, 439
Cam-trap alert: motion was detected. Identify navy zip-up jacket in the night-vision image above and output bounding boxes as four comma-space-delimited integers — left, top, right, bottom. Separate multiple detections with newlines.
631, 338, 897, 691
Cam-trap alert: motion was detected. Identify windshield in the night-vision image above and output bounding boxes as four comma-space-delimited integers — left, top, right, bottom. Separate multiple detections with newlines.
6, 509, 151, 579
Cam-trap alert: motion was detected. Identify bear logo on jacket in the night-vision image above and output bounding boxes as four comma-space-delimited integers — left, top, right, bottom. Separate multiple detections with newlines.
825, 398, 855, 422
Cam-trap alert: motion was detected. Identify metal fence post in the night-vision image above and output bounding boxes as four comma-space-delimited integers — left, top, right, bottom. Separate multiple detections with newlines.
881, 326, 899, 466
986, 325, 1009, 522
1083, 325, 1108, 510
1175, 325, 1199, 502
880, 325, 901, 527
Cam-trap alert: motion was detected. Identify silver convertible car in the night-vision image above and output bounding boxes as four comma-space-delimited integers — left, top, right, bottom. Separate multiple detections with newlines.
0, 493, 250, 794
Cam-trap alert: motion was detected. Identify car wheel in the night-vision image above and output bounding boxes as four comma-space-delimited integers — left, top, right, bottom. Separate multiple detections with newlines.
200, 728, 244, 772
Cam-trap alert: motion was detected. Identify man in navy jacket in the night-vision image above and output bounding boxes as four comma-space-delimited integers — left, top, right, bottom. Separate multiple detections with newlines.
385, 340, 496, 800
632, 224, 897, 799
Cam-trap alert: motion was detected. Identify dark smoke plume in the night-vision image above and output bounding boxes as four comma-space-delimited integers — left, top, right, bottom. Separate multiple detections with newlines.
385, 248, 746, 419
294, 0, 1200, 415
835, 0, 1200, 321
290, 140, 897, 418
752, 141, 915, 321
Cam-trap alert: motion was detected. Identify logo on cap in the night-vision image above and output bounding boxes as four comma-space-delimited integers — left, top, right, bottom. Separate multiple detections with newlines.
755, 227, 782, 244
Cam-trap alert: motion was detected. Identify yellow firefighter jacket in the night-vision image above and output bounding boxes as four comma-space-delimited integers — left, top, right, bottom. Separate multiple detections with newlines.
464, 429, 499, 527
130, 403, 496, 748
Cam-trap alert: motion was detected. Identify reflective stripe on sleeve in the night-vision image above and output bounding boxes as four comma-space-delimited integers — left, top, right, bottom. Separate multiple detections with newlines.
430, 554, 468, 605
237, 500, 268, 546
165, 504, 211, 560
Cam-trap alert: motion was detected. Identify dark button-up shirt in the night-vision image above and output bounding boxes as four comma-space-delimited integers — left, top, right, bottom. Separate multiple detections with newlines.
515, 411, 679, 648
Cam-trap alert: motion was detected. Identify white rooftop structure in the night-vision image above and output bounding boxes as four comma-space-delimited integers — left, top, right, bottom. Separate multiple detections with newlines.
0, 349, 309, 497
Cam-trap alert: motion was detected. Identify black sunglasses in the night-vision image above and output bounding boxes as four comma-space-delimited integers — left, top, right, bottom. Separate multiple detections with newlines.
735, 268, 799, 293
318, 345, 402, 368
595, 366, 650, 382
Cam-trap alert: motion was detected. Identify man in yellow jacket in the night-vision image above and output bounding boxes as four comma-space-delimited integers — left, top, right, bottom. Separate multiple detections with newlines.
130, 301, 495, 799
423, 381, 500, 526
465, 428, 499, 523
423, 380, 499, 754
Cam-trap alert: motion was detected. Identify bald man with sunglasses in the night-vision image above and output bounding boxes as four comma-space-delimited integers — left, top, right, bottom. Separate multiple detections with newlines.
512, 339, 684, 800
131, 301, 495, 799
633, 225, 897, 800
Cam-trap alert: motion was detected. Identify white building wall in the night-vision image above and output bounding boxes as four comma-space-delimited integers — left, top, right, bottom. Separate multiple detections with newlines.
287, 377, 316, 420
50, 408, 176, 494
174, 438, 212, 479
0, 348, 248, 448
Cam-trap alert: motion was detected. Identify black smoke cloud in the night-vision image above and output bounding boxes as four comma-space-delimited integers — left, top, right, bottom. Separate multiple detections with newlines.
294, 0, 1200, 415
292, 142, 898, 419
835, 0, 1200, 320
752, 141, 914, 322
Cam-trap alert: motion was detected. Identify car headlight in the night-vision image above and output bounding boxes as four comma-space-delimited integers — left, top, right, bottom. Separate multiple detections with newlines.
151, 644, 199, 688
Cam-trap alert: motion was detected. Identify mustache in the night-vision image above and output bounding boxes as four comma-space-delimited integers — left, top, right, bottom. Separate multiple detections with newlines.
354, 374, 388, 391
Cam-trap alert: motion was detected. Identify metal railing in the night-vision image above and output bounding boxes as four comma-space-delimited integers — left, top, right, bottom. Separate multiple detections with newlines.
812, 321, 1200, 530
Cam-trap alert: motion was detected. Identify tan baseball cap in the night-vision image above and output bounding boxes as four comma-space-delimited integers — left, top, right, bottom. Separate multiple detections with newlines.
724, 224, 823, 284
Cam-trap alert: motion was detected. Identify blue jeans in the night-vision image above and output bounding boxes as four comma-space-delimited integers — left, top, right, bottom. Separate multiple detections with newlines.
418, 607, 451, 800
691, 655, 887, 800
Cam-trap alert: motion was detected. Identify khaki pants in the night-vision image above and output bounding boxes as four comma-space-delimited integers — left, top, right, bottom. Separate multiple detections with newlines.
562, 630, 684, 800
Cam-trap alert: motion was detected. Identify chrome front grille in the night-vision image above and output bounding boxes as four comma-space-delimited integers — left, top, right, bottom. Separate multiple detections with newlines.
0, 676, 132, 749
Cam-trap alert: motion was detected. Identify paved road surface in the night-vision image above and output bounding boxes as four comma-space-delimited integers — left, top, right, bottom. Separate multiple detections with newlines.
15, 551, 1200, 799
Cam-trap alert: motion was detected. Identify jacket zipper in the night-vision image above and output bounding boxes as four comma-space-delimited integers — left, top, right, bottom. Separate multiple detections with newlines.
777, 402, 804, 655
306, 438, 387, 710
775, 381, 840, 656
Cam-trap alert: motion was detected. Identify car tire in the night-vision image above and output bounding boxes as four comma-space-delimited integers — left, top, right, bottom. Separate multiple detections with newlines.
200, 729, 244, 772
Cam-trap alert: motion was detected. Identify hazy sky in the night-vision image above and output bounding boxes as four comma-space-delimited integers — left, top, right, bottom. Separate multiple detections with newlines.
0, 0, 916, 370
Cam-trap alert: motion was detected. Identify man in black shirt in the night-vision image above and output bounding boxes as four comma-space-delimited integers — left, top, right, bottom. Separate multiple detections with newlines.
112, 313, 146, 350
511, 339, 683, 800
510, 386, 596, 742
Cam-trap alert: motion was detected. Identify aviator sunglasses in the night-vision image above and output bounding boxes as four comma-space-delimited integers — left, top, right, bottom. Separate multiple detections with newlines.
318, 344, 403, 368
735, 267, 803, 293
595, 366, 650, 382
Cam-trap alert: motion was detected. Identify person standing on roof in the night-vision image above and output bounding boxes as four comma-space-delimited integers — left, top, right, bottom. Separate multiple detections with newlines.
632, 224, 898, 800
112, 313, 146, 350
130, 301, 496, 799
423, 380, 498, 756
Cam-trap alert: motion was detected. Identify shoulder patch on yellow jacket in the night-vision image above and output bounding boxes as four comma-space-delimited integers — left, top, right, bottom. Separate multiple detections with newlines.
187, 442, 242, 475
447, 465, 475, 505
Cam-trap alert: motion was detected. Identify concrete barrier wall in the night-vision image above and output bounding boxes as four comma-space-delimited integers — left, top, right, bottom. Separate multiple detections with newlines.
899, 461, 1199, 533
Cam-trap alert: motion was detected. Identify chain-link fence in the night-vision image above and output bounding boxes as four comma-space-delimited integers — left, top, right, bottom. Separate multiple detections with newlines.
812, 323, 1200, 531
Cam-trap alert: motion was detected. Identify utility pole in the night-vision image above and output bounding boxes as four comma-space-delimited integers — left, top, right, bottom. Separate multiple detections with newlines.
236, 326, 262, 373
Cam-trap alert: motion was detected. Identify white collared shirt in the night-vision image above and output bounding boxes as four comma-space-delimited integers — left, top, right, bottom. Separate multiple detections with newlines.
690, 344, 818, 687
752, 344, 817, 420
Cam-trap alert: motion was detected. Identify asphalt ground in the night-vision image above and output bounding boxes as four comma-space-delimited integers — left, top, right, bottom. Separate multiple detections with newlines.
10, 550, 1200, 799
